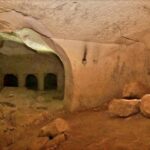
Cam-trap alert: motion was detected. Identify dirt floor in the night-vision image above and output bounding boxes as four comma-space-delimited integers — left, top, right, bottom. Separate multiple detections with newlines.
61, 110, 150, 150
0, 88, 150, 150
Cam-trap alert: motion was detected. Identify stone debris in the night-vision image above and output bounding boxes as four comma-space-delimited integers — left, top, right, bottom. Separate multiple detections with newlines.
29, 118, 69, 150
0, 105, 4, 119
109, 99, 140, 117
35, 103, 48, 110
29, 137, 49, 150
122, 81, 150, 99
36, 96, 45, 102
34, 111, 52, 126
29, 133, 67, 150
0, 101, 16, 107
25, 111, 51, 126
140, 94, 150, 118
45, 133, 67, 149
39, 118, 70, 138
0, 87, 65, 149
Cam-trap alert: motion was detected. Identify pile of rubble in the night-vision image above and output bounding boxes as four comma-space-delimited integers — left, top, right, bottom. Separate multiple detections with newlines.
108, 81, 150, 118
29, 118, 70, 150
0, 87, 66, 149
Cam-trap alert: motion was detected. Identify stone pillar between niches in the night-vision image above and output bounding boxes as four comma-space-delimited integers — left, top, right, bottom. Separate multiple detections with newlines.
18, 74, 25, 87
38, 73, 44, 91
0, 74, 3, 89
57, 73, 64, 91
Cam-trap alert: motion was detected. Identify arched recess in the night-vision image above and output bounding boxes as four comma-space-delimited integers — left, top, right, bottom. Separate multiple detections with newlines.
25, 74, 38, 90
4, 74, 18, 87
0, 11, 74, 110
44, 73, 57, 90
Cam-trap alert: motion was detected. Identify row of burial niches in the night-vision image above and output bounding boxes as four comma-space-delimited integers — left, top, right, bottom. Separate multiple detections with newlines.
0, 41, 65, 103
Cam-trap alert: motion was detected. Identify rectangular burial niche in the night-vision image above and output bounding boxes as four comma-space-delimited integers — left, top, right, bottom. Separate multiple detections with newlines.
44, 73, 57, 90
25, 74, 38, 90
3, 74, 18, 87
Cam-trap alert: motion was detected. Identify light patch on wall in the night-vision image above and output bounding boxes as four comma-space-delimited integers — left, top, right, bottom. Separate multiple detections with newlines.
15, 28, 55, 53
0, 28, 55, 54
0, 32, 23, 43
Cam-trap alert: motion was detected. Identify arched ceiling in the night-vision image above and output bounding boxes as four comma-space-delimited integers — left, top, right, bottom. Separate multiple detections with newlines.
0, 0, 150, 43
0, 28, 55, 53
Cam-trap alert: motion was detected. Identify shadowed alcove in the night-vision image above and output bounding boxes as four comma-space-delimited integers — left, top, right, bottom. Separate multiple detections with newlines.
3, 74, 18, 87
44, 73, 57, 90
25, 74, 38, 90
0, 21, 73, 110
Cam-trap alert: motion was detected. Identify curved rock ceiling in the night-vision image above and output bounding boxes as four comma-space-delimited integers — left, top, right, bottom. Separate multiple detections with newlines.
0, 28, 56, 53
0, 0, 150, 43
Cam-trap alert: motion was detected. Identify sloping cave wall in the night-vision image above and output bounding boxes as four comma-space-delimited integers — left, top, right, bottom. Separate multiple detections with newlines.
55, 38, 150, 111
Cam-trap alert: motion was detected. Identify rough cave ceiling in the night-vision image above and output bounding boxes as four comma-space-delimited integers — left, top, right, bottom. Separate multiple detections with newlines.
0, 0, 150, 43
0, 28, 55, 54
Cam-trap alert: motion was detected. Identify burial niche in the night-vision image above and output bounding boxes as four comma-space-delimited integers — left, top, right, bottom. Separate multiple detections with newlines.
44, 73, 57, 90
25, 74, 38, 90
4, 74, 18, 87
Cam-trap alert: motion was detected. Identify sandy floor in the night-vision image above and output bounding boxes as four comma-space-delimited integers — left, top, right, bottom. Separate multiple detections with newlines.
60, 110, 150, 150
0, 88, 150, 150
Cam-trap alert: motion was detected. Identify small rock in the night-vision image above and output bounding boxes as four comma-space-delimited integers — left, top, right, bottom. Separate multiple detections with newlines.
28, 137, 49, 150
109, 99, 140, 117
25, 111, 51, 126
36, 96, 45, 102
35, 111, 51, 125
0, 105, 4, 119
28, 134, 67, 150
35, 103, 47, 110
3, 132, 15, 146
3, 125, 16, 132
39, 118, 70, 138
45, 133, 67, 149
8, 93, 14, 97
122, 81, 150, 99
0, 101, 15, 107
140, 94, 150, 117
4, 107, 17, 126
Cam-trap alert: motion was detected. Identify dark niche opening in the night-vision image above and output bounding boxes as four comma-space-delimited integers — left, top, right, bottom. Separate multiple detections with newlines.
25, 74, 38, 90
4, 74, 18, 87
44, 73, 57, 90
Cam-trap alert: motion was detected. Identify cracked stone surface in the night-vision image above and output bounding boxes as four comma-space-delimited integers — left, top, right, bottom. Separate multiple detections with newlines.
0, 0, 150, 43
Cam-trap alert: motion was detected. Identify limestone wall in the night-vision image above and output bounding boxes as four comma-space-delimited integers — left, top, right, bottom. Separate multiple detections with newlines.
54, 38, 150, 111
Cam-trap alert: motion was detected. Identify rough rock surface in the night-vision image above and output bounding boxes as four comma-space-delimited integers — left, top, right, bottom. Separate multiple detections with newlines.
109, 99, 140, 117
140, 94, 150, 117
29, 134, 66, 150
1, 0, 150, 43
39, 118, 69, 138
122, 82, 150, 99
0, 87, 64, 149
29, 137, 49, 150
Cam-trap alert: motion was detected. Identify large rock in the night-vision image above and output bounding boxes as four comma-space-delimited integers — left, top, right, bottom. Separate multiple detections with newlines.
140, 94, 150, 117
39, 118, 70, 138
29, 134, 66, 150
45, 133, 66, 149
122, 82, 150, 99
109, 99, 140, 117
28, 137, 49, 150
